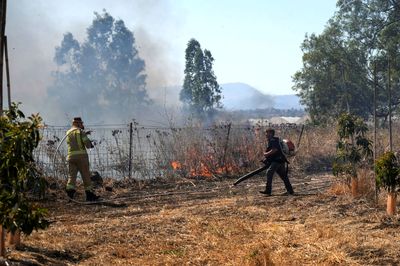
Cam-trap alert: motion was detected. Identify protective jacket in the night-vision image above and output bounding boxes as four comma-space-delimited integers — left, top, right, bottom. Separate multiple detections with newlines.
66, 127, 92, 160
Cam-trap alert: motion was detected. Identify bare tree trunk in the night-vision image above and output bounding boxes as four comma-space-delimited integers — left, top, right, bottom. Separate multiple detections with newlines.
374, 62, 378, 203
388, 56, 392, 152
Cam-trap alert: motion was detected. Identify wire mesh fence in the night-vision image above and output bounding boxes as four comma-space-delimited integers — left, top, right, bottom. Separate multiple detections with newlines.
34, 122, 304, 181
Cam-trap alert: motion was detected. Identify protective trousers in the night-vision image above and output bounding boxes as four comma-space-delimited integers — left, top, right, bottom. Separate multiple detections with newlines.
264, 161, 294, 195
66, 154, 93, 191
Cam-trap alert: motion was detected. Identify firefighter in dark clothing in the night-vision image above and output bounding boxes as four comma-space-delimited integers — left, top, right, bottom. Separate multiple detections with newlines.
259, 128, 294, 196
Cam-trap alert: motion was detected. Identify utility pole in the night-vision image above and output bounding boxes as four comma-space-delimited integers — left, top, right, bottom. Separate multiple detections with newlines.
0, 0, 6, 115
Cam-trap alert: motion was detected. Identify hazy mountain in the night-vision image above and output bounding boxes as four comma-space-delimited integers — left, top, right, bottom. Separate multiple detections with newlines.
221, 82, 303, 110
149, 82, 303, 110
220, 83, 273, 110
272, 94, 303, 110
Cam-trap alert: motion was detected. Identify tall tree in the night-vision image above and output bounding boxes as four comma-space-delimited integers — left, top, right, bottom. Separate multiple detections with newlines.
48, 11, 149, 122
293, 0, 400, 124
180, 38, 222, 119
293, 22, 371, 123
336, 0, 400, 120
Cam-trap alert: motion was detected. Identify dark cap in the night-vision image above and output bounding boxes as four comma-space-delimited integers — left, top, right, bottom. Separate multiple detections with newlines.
72, 117, 83, 123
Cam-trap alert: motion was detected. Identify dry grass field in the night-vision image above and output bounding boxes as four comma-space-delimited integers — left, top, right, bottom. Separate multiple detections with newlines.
3, 170, 400, 266
2, 124, 399, 265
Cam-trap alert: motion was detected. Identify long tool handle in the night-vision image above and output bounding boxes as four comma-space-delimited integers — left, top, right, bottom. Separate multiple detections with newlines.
233, 165, 268, 186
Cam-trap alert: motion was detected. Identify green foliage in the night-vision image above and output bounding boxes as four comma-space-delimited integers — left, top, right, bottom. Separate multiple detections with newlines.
333, 113, 372, 179
180, 38, 222, 119
375, 152, 400, 193
0, 103, 49, 234
49, 10, 149, 122
293, 0, 400, 124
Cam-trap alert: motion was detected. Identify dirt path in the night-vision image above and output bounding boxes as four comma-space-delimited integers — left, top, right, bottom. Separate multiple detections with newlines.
4, 173, 400, 265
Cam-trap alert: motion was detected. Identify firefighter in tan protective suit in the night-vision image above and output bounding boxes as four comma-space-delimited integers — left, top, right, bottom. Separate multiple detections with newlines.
65, 117, 99, 201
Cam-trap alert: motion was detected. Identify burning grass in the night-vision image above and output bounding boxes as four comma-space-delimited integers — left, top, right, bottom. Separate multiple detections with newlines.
38, 123, 339, 181
38, 121, 400, 187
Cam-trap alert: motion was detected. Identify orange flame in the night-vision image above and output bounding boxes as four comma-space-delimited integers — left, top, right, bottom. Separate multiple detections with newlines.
171, 161, 181, 170
190, 162, 213, 178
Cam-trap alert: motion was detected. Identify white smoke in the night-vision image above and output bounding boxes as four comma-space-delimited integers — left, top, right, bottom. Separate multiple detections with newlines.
6, 0, 183, 125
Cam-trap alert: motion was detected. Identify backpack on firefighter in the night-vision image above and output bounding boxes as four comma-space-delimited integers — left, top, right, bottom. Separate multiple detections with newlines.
279, 138, 296, 158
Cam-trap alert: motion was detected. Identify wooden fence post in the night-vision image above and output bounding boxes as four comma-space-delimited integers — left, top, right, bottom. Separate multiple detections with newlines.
222, 123, 231, 174
4, 35, 10, 109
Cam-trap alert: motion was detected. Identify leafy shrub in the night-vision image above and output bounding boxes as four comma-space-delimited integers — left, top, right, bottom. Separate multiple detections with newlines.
333, 112, 372, 180
375, 152, 400, 193
0, 103, 49, 234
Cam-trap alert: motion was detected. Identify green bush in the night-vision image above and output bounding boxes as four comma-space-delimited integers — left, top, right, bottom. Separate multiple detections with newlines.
0, 103, 49, 234
375, 152, 400, 193
333, 112, 372, 179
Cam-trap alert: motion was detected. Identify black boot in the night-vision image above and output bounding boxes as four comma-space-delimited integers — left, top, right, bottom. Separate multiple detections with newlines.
85, 190, 100, 201
66, 189, 76, 199
259, 190, 271, 196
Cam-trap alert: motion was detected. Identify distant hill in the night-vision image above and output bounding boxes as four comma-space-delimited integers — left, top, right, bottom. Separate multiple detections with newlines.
149, 82, 304, 110
220, 83, 274, 110
272, 94, 303, 110
221, 82, 303, 110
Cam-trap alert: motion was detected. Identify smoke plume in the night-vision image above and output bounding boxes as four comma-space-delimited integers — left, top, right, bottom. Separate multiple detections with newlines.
6, 0, 183, 125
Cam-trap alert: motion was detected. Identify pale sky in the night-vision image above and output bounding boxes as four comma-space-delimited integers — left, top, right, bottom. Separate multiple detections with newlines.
6, 0, 338, 116
178, 1, 338, 95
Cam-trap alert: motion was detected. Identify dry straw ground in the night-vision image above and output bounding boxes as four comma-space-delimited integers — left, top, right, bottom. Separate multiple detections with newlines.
3, 124, 400, 265
3, 172, 400, 266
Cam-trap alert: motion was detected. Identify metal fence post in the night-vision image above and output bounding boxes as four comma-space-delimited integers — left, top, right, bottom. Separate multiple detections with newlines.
128, 122, 133, 179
